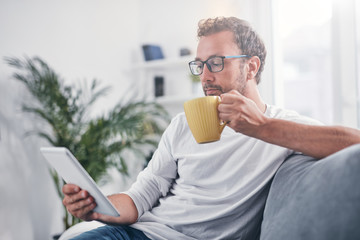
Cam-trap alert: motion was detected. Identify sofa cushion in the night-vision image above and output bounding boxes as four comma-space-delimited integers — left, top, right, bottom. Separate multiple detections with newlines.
260, 144, 360, 240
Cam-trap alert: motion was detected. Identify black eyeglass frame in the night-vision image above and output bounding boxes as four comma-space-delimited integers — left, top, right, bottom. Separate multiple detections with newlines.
188, 55, 251, 76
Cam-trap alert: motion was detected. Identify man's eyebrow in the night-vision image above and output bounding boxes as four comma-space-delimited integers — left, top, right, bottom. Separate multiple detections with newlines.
194, 55, 218, 61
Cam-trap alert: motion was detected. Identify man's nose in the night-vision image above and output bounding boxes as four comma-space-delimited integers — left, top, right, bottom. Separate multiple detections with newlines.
200, 64, 213, 82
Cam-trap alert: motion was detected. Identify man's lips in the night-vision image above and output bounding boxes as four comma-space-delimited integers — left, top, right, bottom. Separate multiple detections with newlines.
204, 84, 223, 95
205, 86, 223, 95
206, 89, 221, 95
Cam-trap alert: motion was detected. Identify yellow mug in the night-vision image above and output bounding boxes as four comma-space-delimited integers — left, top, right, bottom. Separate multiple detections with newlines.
184, 96, 226, 143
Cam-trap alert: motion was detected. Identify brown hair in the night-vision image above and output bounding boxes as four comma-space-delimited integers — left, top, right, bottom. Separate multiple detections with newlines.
197, 17, 266, 84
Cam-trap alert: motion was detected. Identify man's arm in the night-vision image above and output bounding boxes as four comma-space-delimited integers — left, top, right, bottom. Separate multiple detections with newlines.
219, 91, 360, 159
256, 119, 360, 159
62, 184, 138, 225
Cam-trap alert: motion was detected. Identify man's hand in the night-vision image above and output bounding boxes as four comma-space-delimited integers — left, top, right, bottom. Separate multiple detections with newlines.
62, 184, 97, 221
218, 90, 267, 137
62, 184, 138, 225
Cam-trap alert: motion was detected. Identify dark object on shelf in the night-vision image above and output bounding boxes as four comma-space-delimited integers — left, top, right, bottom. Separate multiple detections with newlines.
180, 48, 191, 56
142, 45, 164, 61
154, 76, 164, 97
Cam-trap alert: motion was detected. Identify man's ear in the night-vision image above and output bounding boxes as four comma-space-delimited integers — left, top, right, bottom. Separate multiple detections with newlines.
246, 56, 261, 80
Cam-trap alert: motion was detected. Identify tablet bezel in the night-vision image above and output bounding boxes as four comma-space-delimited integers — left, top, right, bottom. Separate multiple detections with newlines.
40, 147, 120, 217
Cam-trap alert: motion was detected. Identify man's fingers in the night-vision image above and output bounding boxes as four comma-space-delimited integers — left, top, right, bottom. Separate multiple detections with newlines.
83, 212, 100, 222
220, 90, 242, 102
72, 205, 97, 221
63, 189, 89, 205
61, 183, 100, 221
62, 184, 80, 195
66, 197, 97, 219
68, 198, 96, 212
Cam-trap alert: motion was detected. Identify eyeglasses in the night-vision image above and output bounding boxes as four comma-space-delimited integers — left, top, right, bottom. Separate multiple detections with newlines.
188, 55, 251, 76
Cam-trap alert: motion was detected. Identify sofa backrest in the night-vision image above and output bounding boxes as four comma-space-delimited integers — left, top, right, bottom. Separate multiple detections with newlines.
260, 144, 360, 240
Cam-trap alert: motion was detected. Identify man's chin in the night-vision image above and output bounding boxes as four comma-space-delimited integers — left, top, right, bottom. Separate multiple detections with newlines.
205, 91, 222, 96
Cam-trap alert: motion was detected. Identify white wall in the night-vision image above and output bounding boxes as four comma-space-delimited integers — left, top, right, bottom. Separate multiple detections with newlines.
332, 0, 359, 127
0, 0, 262, 239
0, 1, 141, 239
0, 0, 141, 115
0, 79, 63, 239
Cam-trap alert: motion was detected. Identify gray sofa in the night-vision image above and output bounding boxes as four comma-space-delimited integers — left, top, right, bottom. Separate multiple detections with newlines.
260, 143, 360, 240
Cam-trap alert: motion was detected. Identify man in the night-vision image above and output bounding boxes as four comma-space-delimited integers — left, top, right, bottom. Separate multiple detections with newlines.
63, 17, 360, 239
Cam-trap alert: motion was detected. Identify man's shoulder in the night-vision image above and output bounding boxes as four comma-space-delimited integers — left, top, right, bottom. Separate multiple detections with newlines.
265, 105, 299, 118
164, 112, 189, 134
266, 105, 323, 125
170, 112, 187, 125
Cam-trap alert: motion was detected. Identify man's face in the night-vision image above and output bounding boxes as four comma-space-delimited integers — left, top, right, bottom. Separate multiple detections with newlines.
196, 31, 247, 96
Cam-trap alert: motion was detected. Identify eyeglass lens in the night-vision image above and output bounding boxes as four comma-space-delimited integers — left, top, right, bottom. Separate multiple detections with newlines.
189, 56, 224, 76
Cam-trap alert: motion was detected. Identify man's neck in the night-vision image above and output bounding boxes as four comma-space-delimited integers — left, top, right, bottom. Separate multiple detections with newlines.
245, 80, 266, 113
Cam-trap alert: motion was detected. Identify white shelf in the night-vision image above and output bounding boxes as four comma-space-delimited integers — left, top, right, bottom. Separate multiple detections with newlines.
134, 56, 194, 70
132, 55, 198, 117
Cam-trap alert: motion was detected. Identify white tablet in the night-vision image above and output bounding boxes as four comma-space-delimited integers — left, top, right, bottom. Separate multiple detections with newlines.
40, 147, 120, 217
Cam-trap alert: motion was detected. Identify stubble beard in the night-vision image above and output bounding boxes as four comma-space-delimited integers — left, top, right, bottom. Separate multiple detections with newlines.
203, 74, 247, 96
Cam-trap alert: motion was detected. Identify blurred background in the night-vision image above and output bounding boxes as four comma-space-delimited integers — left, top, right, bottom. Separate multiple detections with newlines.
1, 0, 359, 239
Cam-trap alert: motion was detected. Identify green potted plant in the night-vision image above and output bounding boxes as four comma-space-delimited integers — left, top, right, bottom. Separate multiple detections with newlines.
5, 56, 170, 231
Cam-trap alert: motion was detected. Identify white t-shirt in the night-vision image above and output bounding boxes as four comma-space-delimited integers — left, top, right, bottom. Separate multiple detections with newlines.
126, 105, 321, 240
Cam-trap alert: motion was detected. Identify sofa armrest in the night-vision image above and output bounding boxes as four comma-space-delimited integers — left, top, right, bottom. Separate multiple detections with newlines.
59, 221, 105, 240
260, 144, 360, 240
